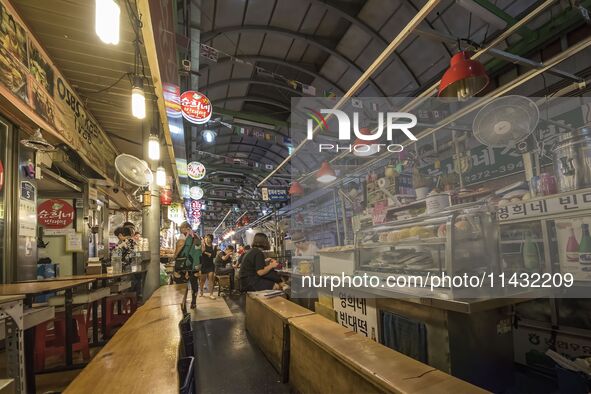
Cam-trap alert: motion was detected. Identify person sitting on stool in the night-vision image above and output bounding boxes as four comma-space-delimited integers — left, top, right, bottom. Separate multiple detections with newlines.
215, 245, 236, 293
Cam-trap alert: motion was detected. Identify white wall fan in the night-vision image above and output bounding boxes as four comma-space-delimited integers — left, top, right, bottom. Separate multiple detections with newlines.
473, 95, 539, 148
114, 154, 153, 202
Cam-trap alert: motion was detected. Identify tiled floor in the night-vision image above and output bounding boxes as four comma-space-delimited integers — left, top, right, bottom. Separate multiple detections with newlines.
192, 294, 290, 394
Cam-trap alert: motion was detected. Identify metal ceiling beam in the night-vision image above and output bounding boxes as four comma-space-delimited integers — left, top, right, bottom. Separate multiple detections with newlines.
197, 141, 288, 163
200, 25, 388, 96
211, 107, 289, 128
485, 1, 591, 74
212, 96, 290, 111
311, 0, 421, 87
258, 0, 441, 186
204, 78, 305, 96
199, 56, 345, 93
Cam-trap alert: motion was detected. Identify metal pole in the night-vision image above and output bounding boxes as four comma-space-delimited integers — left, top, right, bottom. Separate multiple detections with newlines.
338, 190, 348, 244
142, 179, 161, 299
333, 189, 341, 246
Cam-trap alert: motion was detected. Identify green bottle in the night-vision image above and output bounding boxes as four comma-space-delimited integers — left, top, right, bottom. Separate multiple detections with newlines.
579, 224, 591, 265
523, 232, 540, 271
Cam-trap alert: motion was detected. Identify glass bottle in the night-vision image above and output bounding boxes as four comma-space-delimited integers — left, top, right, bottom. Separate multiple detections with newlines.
579, 224, 591, 265
566, 228, 579, 262
522, 231, 540, 271
371, 327, 377, 341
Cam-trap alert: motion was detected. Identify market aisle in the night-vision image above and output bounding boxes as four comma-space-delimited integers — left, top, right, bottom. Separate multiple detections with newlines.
191, 295, 290, 394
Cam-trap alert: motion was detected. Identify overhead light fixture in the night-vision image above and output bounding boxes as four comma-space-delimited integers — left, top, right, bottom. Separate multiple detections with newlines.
148, 134, 160, 161
438, 51, 489, 100
156, 166, 166, 187
288, 181, 304, 196
131, 76, 146, 119
353, 128, 380, 157
202, 129, 217, 143
316, 161, 337, 183
95, 0, 120, 45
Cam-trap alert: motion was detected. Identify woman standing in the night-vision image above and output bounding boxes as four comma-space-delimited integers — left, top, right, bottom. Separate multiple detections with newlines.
173, 222, 202, 309
239, 233, 284, 291
199, 234, 217, 299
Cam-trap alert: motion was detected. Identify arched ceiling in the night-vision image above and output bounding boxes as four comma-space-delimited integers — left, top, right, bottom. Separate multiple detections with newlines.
192, 0, 544, 176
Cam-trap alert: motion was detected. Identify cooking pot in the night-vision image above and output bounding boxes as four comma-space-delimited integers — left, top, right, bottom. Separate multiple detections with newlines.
426, 192, 451, 214
553, 126, 591, 192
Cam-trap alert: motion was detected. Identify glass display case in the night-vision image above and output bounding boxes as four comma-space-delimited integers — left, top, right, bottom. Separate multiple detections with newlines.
355, 204, 501, 286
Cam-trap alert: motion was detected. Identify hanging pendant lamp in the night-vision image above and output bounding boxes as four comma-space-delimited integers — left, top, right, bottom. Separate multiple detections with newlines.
438, 51, 489, 100
316, 161, 337, 183
289, 181, 304, 196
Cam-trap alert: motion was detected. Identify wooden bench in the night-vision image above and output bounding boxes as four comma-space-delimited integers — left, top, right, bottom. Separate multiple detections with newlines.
288, 314, 489, 394
64, 284, 188, 394
245, 292, 314, 382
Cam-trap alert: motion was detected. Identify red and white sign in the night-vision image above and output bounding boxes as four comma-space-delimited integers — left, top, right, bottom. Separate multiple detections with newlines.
187, 161, 206, 180
160, 188, 172, 206
180, 91, 212, 124
190, 200, 202, 226
38, 199, 75, 228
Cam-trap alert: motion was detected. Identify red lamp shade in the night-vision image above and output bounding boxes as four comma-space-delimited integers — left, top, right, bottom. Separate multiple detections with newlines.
438, 51, 489, 100
289, 181, 304, 196
316, 161, 336, 183
353, 128, 380, 157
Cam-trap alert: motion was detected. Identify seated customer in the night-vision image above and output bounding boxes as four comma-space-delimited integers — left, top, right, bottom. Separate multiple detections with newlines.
239, 233, 283, 291
215, 245, 236, 292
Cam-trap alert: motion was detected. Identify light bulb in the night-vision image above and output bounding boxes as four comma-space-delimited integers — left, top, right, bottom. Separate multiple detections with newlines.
148, 134, 160, 161
203, 129, 216, 143
131, 76, 145, 119
156, 166, 166, 187
95, 0, 120, 45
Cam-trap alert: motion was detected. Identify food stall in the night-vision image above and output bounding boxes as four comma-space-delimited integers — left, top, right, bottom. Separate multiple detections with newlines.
276, 95, 591, 392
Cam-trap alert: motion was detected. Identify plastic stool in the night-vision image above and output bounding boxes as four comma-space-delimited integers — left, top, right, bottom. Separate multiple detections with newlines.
34, 312, 90, 371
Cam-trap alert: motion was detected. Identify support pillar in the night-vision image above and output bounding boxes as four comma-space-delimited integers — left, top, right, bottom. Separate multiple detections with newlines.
142, 180, 161, 299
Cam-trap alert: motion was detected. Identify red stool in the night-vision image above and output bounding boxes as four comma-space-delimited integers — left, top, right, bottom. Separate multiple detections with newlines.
34, 312, 90, 371
102, 293, 137, 338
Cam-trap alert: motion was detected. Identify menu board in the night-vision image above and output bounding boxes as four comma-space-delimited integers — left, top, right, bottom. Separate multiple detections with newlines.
333, 291, 379, 341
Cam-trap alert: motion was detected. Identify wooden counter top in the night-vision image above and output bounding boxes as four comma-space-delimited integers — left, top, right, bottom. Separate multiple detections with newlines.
65, 285, 186, 394
18, 271, 146, 283
248, 293, 314, 320
143, 284, 188, 308
0, 279, 94, 296
0, 295, 25, 304
289, 314, 489, 394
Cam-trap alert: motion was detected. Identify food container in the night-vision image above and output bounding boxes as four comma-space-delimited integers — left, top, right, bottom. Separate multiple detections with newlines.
415, 186, 429, 199
426, 192, 451, 214
553, 126, 591, 192
539, 173, 557, 196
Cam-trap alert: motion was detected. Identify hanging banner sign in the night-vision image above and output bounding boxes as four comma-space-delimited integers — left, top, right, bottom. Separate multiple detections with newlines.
168, 202, 184, 224
187, 161, 206, 180
38, 199, 75, 228
160, 188, 172, 206
189, 186, 204, 200
163, 83, 182, 118
180, 91, 212, 124
261, 187, 288, 202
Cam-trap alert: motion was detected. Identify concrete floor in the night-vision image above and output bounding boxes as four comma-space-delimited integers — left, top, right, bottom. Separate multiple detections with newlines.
191, 294, 290, 394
